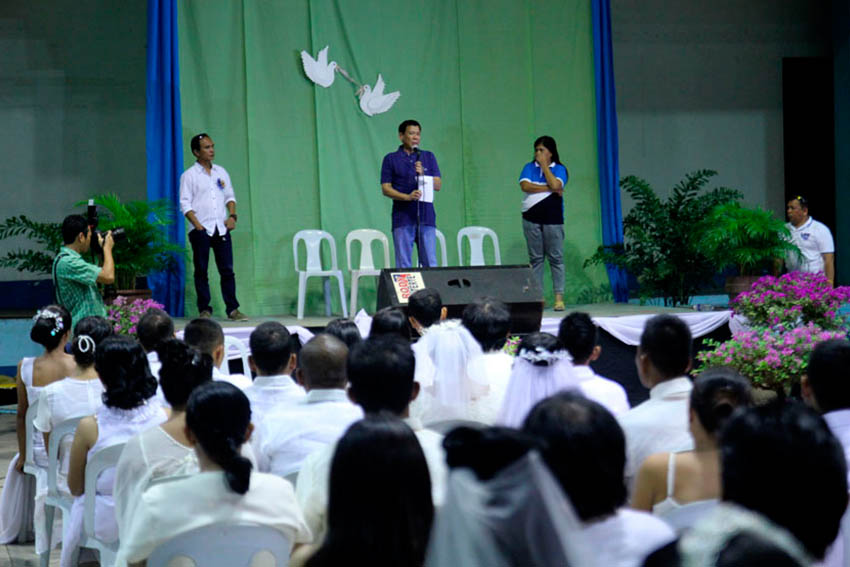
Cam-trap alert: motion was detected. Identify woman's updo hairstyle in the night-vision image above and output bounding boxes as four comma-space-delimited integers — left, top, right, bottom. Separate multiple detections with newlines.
186, 381, 253, 494
95, 335, 157, 409
692, 366, 753, 435
517, 332, 568, 367
30, 305, 71, 352
156, 338, 213, 408
72, 316, 114, 367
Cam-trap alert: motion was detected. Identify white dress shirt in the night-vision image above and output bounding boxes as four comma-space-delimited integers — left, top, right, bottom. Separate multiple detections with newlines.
179, 162, 236, 236
572, 365, 630, 416
295, 415, 447, 543
256, 389, 363, 477
243, 374, 306, 422
617, 377, 694, 489
785, 217, 835, 274
212, 365, 253, 391
821, 410, 850, 567
581, 508, 675, 567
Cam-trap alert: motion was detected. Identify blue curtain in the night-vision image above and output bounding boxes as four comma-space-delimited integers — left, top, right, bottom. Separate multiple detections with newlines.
592, 0, 628, 302
146, 0, 185, 316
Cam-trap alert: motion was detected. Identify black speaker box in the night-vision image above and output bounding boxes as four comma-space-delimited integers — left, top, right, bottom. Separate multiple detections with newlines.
376, 265, 543, 334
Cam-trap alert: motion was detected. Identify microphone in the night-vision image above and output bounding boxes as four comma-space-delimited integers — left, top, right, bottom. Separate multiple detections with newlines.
413, 144, 421, 159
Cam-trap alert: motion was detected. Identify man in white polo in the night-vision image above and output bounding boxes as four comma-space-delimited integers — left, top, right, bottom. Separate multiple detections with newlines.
784, 195, 835, 287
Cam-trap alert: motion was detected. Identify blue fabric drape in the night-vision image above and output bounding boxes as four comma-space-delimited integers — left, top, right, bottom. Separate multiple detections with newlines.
592, 0, 628, 302
146, 0, 185, 316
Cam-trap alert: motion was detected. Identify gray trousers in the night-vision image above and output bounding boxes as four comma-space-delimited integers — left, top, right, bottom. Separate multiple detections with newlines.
522, 219, 565, 294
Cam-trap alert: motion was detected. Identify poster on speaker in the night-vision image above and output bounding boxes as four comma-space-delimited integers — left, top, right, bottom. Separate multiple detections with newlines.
390, 272, 426, 303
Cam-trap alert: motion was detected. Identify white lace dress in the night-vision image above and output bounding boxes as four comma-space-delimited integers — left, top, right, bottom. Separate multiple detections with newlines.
60, 400, 167, 567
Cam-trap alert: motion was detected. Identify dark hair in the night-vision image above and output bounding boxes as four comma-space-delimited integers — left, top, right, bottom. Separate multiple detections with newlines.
156, 338, 213, 409
721, 401, 848, 559
136, 308, 174, 352
443, 426, 539, 481
462, 297, 511, 352
518, 332, 564, 366
183, 318, 224, 357
408, 289, 443, 329
307, 413, 432, 567
347, 335, 415, 414
369, 307, 409, 339
300, 334, 348, 389
397, 119, 421, 135
186, 381, 253, 494
806, 339, 850, 413
324, 318, 362, 349
95, 336, 158, 410
533, 135, 561, 165
690, 367, 752, 435
190, 132, 209, 153
248, 322, 292, 375
640, 314, 692, 378
30, 305, 71, 351
557, 312, 598, 364
522, 391, 627, 521
716, 532, 806, 567
788, 195, 809, 210
72, 316, 114, 367
61, 214, 88, 245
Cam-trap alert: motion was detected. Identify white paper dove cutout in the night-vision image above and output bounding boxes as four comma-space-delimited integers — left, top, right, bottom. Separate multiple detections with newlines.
358, 74, 401, 116
300, 45, 337, 88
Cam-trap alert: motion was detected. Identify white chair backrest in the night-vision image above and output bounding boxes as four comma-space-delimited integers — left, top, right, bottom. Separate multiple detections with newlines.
47, 417, 83, 497
24, 402, 38, 473
457, 226, 501, 266
434, 228, 449, 267
147, 523, 293, 567
293, 230, 339, 273
222, 335, 251, 377
83, 443, 125, 536
346, 229, 390, 272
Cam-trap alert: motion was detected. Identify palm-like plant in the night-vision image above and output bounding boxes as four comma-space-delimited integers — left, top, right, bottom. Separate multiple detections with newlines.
0, 216, 63, 274
585, 170, 742, 306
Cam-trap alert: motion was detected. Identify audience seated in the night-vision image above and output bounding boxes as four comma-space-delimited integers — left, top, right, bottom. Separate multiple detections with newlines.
802, 338, 850, 566
409, 320, 510, 425
408, 289, 445, 389
369, 306, 409, 339
646, 401, 848, 565
462, 297, 514, 408
323, 318, 362, 349
296, 334, 447, 542
183, 318, 252, 390
243, 321, 305, 420
523, 392, 675, 567
497, 332, 579, 427
0, 306, 74, 549
113, 339, 213, 542
617, 314, 694, 489
632, 366, 752, 533
63, 336, 167, 567
255, 334, 362, 477
292, 414, 432, 567
117, 381, 311, 566
558, 311, 630, 416
135, 307, 174, 379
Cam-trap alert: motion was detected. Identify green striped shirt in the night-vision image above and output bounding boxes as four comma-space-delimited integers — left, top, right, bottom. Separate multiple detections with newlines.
52, 247, 106, 326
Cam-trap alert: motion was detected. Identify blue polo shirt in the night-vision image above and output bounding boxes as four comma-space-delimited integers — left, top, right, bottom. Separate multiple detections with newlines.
518, 160, 568, 225
381, 146, 441, 228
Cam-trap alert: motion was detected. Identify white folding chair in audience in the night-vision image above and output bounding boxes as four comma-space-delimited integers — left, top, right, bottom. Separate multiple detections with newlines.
147, 522, 293, 567
24, 403, 38, 475
74, 443, 125, 567
223, 335, 251, 377
41, 417, 83, 567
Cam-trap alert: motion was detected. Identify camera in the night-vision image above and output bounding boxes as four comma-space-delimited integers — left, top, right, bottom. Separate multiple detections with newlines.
87, 199, 127, 254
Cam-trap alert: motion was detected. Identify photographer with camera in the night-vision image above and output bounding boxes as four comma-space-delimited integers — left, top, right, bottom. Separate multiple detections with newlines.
52, 214, 115, 326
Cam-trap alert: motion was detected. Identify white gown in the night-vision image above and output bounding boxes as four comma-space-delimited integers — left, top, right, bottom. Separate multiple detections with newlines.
60, 399, 167, 567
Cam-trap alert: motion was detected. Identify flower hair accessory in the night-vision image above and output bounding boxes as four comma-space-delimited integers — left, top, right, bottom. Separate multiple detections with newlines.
517, 347, 570, 365
75, 334, 96, 354
33, 308, 64, 337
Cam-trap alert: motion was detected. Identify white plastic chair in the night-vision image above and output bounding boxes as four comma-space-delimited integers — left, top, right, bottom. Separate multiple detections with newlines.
41, 417, 83, 567
293, 230, 349, 320
24, 403, 38, 475
434, 229, 449, 267
346, 229, 390, 315
457, 226, 501, 266
222, 335, 251, 377
147, 522, 293, 567
76, 443, 125, 566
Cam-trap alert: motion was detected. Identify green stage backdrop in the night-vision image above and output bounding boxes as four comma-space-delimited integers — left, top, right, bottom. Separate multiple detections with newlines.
177, 0, 608, 318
